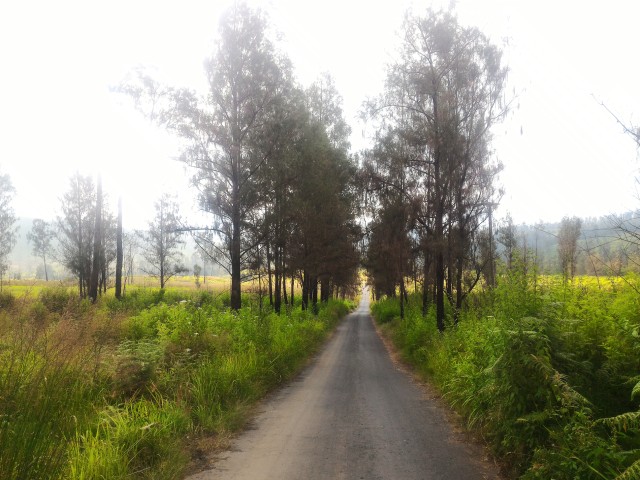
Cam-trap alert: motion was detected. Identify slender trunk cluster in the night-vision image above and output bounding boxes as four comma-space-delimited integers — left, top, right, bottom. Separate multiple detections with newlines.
56, 173, 117, 300
363, 10, 507, 330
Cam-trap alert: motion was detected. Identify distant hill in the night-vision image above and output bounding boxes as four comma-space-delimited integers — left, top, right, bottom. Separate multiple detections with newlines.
499, 213, 635, 276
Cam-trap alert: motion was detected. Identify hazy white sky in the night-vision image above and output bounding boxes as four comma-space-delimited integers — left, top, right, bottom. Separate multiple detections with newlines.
0, 0, 639, 229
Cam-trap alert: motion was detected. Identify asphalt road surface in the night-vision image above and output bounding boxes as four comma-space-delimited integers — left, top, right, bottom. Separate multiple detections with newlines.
187, 289, 500, 480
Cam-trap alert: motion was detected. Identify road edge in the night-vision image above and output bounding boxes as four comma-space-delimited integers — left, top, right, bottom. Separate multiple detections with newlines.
370, 313, 507, 479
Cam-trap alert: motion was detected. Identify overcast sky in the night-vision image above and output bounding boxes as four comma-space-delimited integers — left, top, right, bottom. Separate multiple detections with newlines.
1, 0, 639, 230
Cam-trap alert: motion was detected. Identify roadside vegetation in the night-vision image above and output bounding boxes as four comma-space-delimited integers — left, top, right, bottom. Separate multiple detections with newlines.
372, 268, 640, 479
1, 2, 639, 479
0, 281, 353, 479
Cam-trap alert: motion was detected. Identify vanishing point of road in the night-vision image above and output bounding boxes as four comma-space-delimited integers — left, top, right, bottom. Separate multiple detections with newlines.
187, 289, 500, 480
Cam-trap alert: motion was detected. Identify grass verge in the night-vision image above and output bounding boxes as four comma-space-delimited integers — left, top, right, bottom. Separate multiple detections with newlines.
371, 276, 640, 479
0, 285, 353, 479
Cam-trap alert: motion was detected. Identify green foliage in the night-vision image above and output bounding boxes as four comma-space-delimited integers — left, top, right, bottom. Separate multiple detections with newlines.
370, 297, 400, 323
0, 285, 352, 479
0, 291, 14, 308
0, 336, 101, 479
67, 398, 190, 480
615, 459, 640, 480
113, 340, 164, 398
38, 286, 74, 313
373, 272, 640, 479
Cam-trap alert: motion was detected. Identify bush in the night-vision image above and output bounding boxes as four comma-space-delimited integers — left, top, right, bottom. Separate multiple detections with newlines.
38, 286, 73, 313
0, 291, 14, 309
370, 297, 400, 323
113, 340, 164, 398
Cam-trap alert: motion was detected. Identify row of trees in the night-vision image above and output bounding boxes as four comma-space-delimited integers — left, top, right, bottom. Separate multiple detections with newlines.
122, 3, 360, 312
3, 5, 637, 326
360, 11, 639, 329
0, 172, 18, 290
361, 10, 507, 330
20, 174, 186, 300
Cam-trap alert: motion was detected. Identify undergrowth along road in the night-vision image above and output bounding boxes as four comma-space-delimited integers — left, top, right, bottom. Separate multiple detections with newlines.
187, 288, 499, 480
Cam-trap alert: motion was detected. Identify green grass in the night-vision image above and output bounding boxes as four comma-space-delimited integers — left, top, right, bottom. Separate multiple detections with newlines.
372, 273, 640, 479
0, 282, 353, 479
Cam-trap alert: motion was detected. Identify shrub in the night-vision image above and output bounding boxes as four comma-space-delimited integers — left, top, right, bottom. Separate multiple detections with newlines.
0, 291, 14, 309
371, 297, 400, 323
113, 340, 164, 398
38, 286, 73, 313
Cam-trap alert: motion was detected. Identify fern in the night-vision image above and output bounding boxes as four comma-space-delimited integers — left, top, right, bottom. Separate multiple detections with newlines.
631, 379, 640, 401
615, 458, 640, 480
529, 354, 592, 409
597, 411, 640, 432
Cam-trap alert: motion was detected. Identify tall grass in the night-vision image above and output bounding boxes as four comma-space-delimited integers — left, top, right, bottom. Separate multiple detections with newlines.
373, 273, 640, 479
0, 285, 352, 479
0, 312, 103, 479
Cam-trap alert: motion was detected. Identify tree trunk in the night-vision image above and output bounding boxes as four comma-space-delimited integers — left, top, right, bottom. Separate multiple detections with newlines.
290, 275, 294, 307
400, 278, 405, 319
311, 275, 318, 314
88, 176, 102, 303
115, 197, 123, 299
102, 264, 107, 294
274, 245, 282, 314
282, 270, 289, 305
266, 242, 273, 306
422, 249, 431, 316
320, 276, 330, 303
282, 245, 288, 305
455, 259, 463, 326
435, 252, 445, 332
230, 180, 242, 310
432, 89, 446, 332
43, 255, 48, 282
301, 270, 309, 311
258, 266, 263, 311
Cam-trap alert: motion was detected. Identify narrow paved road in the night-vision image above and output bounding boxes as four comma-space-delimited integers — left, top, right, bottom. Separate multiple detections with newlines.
187, 290, 499, 480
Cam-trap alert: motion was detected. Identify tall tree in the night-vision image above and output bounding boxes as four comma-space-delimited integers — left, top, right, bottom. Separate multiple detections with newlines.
122, 3, 291, 310
123, 231, 138, 292
56, 173, 95, 298
360, 127, 416, 317
289, 119, 360, 311
497, 213, 518, 271
305, 73, 352, 151
0, 171, 18, 289
27, 219, 54, 281
138, 194, 186, 288
366, 9, 507, 330
558, 216, 582, 281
